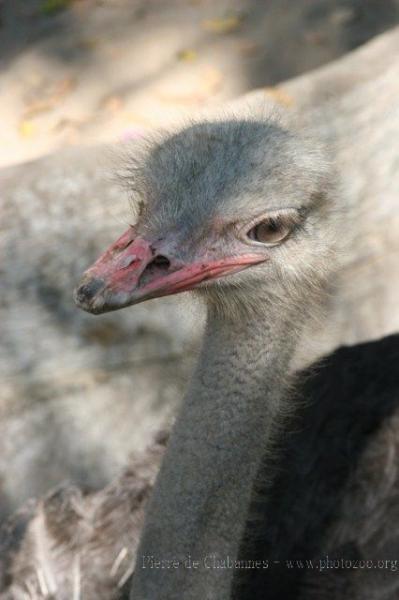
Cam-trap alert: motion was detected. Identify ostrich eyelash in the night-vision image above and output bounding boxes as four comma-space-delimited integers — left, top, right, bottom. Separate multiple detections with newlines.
239, 208, 303, 241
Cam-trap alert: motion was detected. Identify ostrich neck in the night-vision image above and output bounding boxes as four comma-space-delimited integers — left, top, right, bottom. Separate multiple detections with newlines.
131, 304, 299, 600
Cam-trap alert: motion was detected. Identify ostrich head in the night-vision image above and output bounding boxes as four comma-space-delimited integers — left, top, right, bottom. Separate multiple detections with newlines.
75, 119, 338, 318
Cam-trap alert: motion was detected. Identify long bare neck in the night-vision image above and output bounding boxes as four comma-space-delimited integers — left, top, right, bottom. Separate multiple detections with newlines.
131, 303, 300, 600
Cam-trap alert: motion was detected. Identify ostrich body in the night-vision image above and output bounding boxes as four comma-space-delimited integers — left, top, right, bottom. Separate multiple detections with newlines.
237, 332, 399, 600
73, 30, 399, 600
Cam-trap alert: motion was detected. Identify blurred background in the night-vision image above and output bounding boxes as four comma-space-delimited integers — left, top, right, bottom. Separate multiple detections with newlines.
1, 0, 399, 522
2, 0, 399, 167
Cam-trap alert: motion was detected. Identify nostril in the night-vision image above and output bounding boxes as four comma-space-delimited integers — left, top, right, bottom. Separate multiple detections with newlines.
151, 255, 171, 269
138, 254, 171, 287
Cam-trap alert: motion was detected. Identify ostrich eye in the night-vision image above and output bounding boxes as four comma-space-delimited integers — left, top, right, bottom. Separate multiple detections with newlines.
247, 216, 291, 245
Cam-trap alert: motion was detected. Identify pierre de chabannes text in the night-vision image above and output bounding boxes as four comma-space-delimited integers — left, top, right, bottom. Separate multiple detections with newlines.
141, 555, 399, 572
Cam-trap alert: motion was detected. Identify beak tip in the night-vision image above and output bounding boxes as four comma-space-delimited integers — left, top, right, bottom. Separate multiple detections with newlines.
73, 277, 106, 314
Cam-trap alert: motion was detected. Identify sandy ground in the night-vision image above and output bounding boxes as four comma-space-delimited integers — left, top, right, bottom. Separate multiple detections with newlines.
1, 0, 399, 168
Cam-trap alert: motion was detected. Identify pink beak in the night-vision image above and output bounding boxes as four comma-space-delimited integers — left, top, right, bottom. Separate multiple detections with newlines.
74, 227, 265, 314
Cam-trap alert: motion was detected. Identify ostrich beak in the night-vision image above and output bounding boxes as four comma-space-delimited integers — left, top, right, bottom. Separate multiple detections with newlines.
74, 227, 264, 314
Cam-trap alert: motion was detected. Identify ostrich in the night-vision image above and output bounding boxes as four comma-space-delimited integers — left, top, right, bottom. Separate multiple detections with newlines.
72, 26, 398, 597
70, 16, 399, 592
73, 114, 345, 600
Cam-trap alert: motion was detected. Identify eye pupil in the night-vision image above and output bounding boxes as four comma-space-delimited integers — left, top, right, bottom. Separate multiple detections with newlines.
256, 223, 270, 241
